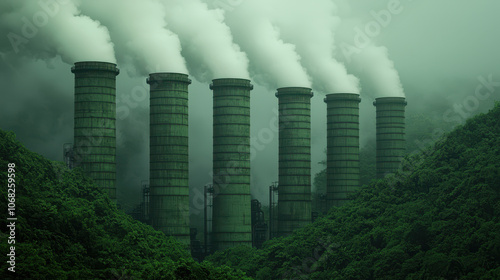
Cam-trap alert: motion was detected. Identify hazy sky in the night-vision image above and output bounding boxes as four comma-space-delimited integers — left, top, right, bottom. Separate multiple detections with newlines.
1, 0, 500, 220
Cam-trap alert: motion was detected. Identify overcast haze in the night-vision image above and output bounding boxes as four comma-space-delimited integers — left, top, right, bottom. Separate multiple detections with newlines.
1, 0, 500, 224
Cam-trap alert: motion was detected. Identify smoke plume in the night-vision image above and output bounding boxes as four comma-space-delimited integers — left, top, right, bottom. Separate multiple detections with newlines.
0, 0, 115, 63
79, 0, 187, 75
334, 2, 405, 97
162, 0, 249, 81
223, 1, 311, 88
349, 44, 404, 97
266, 0, 360, 93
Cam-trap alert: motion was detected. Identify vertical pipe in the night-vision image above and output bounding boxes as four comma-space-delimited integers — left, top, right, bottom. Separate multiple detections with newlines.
373, 97, 407, 179
148, 72, 191, 245
269, 185, 272, 239
210, 78, 253, 250
276, 87, 313, 236
204, 185, 208, 253
72, 61, 119, 201
324, 93, 361, 208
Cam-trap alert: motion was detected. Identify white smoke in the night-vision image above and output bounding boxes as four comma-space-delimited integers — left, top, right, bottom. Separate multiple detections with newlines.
0, 0, 115, 63
161, 0, 249, 81
1, 0, 403, 96
334, 1, 405, 97
219, 0, 402, 95
78, 0, 187, 75
349, 44, 405, 97
222, 0, 312, 88
268, 0, 360, 93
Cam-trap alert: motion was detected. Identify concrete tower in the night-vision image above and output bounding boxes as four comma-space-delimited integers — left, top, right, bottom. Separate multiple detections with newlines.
373, 97, 407, 179
324, 93, 361, 208
276, 87, 313, 236
72, 61, 119, 201
148, 72, 191, 245
210, 78, 253, 250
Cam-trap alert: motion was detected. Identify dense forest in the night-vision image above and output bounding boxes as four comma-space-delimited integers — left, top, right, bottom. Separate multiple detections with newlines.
206, 103, 500, 279
0, 131, 248, 279
1, 103, 499, 279
313, 112, 455, 210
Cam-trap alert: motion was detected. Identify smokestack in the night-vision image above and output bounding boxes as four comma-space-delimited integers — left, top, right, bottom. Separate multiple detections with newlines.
147, 73, 191, 245
72, 61, 119, 201
373, 97, 407, 179
324, 93, 361, 208
210, 78, 253, 250
276, 87, 313, 236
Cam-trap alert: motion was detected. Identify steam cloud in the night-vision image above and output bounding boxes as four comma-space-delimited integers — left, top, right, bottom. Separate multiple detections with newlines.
0, 0, 115, 63
79, 0, 187, 75
223, 1, 311, 88
0, 0, 404, 96
162, 0, 249, 81
349, 44, 405, 97
264, 0, 360, 93
334, 1, 405, 97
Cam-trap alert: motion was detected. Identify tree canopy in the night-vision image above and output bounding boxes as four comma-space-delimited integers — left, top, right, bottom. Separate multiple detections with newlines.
0, 130, 249, 279
206, 103, 500, 279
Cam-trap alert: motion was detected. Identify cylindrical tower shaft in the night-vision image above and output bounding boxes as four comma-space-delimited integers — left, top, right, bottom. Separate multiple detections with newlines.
276, 87, 313, 236
72, 61, 119, 200
373, 97, 407, 179
324, 93, 361, 208
210, 78, 253, 250
148, 73, 191, 245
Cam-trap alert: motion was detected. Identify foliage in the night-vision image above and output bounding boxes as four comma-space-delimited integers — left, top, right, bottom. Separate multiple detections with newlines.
206, 103, 500, 279
313, 111, 450, 214
0, 130, 249, 279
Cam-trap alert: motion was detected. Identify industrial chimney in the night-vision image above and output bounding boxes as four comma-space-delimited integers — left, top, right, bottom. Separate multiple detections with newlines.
147, 73, 191, 245
210, 78, 253, 250
276, 87, 313, 236
373, 97, 407, 179
72, 61, 119, 201
324, 93, 361, 208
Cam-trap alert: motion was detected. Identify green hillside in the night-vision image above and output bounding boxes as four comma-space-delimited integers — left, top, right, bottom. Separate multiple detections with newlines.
0, 131, 248, 279
1, 103, 499, 279
206, 103, 500, 279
